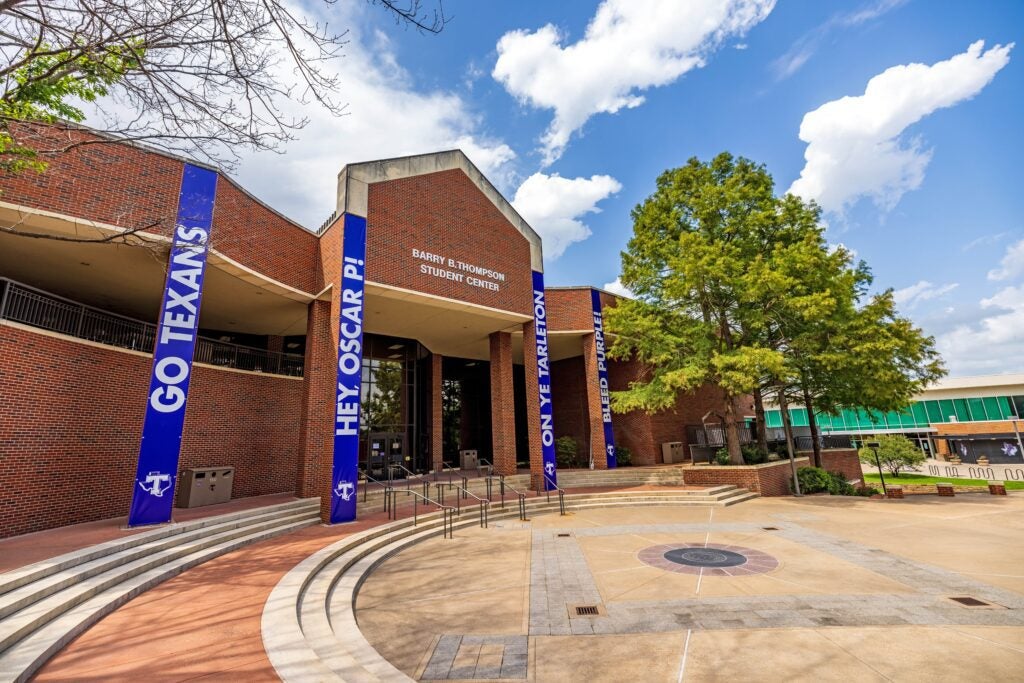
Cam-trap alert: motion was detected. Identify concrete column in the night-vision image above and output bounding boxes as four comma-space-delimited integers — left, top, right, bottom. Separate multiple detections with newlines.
296, 298, 334, 506
489, 331, 517, 476
522, 321, 545, 490
581, 332, 608, 469
432, 353, 443, 472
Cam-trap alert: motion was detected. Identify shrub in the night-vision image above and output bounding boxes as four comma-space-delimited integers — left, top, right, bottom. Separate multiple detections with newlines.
714, 448, 732, 466
796, 466, 831, 494
858, 435, 925, 477
555, 436, 580, 469
826, 470, 856, 496
615, 445, 632, 467
856, 486, 881, 497
741, 445, 767, 465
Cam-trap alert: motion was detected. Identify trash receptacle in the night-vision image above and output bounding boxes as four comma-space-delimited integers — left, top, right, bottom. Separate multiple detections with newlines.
661, 442, 685, 464
459, 449, 479, 470
176, 467, 234, 508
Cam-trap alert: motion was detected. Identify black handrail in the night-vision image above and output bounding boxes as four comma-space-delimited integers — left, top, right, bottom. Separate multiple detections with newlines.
543, 473, 566, 516
388, 488, 455, 538
0, 278, 303, 377
358, 469, 393, 513
449, 484, 490, 528
488, 474, 529, 521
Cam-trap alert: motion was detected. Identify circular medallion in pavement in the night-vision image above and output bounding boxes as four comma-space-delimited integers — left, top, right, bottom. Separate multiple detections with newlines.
637, 543, 778, 576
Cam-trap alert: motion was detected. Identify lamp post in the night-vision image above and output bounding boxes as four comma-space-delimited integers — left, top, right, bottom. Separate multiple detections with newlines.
866, 440, 888, 497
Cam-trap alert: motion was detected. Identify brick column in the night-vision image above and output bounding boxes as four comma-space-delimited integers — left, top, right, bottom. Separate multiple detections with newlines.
296, 298, 334, 504
522, 320, 545, 490
431, 353, 443, 472
581, 332, 608, 469
489, 331, 517, 476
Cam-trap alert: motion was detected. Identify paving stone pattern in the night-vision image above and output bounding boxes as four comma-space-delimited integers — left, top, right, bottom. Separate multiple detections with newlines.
528, 531, 604, 636
529, 522, 1024, 635
420, 520, 1024, 679
422, 635, 528, 680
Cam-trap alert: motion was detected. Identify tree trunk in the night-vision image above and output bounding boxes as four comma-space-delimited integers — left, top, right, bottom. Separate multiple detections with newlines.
802, 388, 822, 468
723, 395, 744, 464
752, 386, 769, 455
778, 388, 801, 495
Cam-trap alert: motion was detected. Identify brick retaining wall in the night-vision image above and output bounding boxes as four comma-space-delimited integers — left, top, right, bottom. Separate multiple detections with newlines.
0, 323, 302, 538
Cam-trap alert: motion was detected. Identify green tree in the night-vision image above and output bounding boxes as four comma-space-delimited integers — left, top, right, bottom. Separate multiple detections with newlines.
859, 435, 925, 477
605, 153, 786, 464
608, 153, 946, 468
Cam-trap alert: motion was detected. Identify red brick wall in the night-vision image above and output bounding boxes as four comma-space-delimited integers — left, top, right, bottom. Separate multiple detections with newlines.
683, 458, 810, 496
550, 356, 588, 459
815, 449, 865, 482
366, 170, 533, 316
0, 124, 318, 294
0, 323, 302, 538
489, 332, 517, 475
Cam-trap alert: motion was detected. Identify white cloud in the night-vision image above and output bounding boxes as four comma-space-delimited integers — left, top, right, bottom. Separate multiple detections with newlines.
938, 285, 1024, 374
892, 280, 958, 308
225, 7, 515, 228
493, 0, 775, 165
789, 40, 1013, 214
962, 231, 1009, 251
602, 277, 633, 298
987, 238, 1024, 281
512, 172, 622, 260
771, 0, 908, 81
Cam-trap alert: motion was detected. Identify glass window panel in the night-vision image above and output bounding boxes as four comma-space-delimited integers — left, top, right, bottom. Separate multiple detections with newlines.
882, 411, 900, 428
766, 410, 782, 428
953, 399, 971, 422
968, 397, 987, 421
912, 402, 929, 426
984, 397, 1005, 420
897, 407, 916, 428
790, 408, 809, 427
925, 400, 944, 423
1014, 396, 1024, 419
939, 399, 957, 422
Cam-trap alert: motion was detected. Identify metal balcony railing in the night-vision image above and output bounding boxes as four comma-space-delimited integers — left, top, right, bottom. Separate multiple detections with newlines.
0, 278, 304, 377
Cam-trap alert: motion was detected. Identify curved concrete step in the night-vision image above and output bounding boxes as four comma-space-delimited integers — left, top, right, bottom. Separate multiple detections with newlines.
0, 517, 316, 683
0, 499, 320, 683
0, 498, 317, 596
264, 488, 757, 682
0, 504, 318, 621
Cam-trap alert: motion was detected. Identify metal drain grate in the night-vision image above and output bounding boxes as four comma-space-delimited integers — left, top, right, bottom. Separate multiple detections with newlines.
950, 596, 991, 607
575, 605, 599, 616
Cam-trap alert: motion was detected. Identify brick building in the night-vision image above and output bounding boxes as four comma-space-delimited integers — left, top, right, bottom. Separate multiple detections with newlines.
0, 127, 728, 537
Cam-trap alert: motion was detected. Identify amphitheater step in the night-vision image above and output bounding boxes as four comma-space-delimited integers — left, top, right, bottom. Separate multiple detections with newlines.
263, 486, 759, 683
0, 498, 319, 683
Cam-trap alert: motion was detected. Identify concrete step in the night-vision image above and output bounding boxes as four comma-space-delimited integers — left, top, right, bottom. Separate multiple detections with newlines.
267, 485, 759, 683
0, 504, 318, 622
0, 500, 320, 683
0, 498, 317, 596
0, 516, 316, 683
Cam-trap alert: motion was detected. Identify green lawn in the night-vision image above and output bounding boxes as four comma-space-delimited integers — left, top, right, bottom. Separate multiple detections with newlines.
862, 472, 1024, 490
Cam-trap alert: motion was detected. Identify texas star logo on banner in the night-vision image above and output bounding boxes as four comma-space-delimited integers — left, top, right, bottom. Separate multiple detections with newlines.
532, 271, 558, 490
590, 289, 617, 469
331, 213, 367, 523
128, 164, 218, 527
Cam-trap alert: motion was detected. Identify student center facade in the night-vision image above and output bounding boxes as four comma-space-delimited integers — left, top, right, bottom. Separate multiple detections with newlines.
0, 127, 730, 537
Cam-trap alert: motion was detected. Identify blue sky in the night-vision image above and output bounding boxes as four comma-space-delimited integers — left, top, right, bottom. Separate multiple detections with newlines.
230, 0, 1022, 377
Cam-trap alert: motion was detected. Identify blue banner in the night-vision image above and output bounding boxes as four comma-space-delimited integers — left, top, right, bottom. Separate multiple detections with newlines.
590, 289, 617, 469
531, 270, 557, 489
128, 164, 218, 527
330, 213, 367, 523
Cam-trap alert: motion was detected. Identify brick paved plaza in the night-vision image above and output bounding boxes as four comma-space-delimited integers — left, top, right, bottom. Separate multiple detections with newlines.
354, 495, 1024, 682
